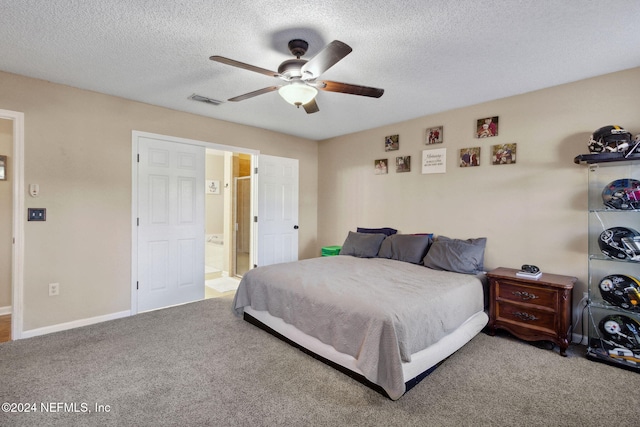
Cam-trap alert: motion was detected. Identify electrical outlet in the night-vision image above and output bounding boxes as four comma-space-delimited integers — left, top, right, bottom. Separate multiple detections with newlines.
48, 282, 59, 296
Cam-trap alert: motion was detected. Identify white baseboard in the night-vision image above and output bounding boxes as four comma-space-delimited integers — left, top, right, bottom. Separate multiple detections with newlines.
21, 310, 131, 339
572, 332, 587, 347
0, 306, 11, 316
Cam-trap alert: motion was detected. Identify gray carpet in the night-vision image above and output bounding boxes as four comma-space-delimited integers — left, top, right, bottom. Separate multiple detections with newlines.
1, 295, 638, 427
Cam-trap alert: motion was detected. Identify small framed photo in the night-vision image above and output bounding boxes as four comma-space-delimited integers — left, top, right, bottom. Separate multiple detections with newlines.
385, 134, 399, 151
374, 159, 388, 175
492, 143, 516, 165
460, 147, 480, 167
425, 126, 443, 144
476, 116, 499, 138
206, 180, 220, 194
396, 156, 411, 173
0, 155, 6, 181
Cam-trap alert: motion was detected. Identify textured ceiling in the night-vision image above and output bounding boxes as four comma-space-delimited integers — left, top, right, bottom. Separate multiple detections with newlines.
1, 0, 639, 140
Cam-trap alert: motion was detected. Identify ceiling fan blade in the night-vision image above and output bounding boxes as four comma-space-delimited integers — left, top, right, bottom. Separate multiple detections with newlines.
318, 80, 384, 98
228, 86, 280, 102
210, 56, 281, 78
300, 40, 352, 79
302, 98, 319, 114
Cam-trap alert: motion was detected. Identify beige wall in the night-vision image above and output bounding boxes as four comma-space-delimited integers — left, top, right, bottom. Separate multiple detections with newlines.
4, 65, 639, 334
0, 70, 318, 331
318, 67, 640, 322
0, 119, 12, 308
205, 152, 225, 235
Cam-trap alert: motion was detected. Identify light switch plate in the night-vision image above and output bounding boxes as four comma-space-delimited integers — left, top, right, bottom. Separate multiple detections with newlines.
28, 208, 46, 221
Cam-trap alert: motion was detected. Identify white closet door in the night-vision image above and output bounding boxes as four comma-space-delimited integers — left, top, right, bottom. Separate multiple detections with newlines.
137, 136, 205, 312
257, 154, 299, 266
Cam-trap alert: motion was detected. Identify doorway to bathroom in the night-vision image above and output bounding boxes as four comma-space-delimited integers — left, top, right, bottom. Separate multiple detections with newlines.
132, 131, 299, 313
204, 150, 252, 298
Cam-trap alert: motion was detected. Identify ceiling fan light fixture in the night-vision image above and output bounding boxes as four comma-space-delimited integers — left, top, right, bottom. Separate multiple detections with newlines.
278, 81, 317, 107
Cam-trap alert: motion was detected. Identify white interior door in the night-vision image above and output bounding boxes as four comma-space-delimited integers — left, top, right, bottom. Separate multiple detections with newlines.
257, 154, 299, 266
137, 136, 205, 312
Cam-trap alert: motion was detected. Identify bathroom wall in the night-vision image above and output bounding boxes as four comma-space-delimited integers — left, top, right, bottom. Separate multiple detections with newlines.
205, 151, 225, 235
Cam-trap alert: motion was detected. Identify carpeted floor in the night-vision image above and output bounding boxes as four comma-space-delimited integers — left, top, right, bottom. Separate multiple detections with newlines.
1, 295, 638, 426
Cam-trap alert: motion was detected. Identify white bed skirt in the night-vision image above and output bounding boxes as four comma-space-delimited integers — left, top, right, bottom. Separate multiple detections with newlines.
244, 306, 488, 395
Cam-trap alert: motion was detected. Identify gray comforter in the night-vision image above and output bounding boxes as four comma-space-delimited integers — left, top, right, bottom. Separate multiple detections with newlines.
233, 255, 485, 400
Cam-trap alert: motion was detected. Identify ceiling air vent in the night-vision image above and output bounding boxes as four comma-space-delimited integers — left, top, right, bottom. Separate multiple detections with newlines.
189, 94, 224, 105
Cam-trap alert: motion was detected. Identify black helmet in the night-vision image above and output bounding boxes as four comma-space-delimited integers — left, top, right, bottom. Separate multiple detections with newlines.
598, 314, 640, 351
598, 226, 640, 261
588, 125, 632, 154
602, 179, 640, 210
598, 274, 640, 311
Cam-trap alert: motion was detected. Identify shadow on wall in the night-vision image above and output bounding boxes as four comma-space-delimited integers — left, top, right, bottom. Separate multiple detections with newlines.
560, 132, 592, 167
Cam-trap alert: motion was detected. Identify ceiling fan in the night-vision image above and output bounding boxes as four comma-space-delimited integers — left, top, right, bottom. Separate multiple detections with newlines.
210, 39, 384, 114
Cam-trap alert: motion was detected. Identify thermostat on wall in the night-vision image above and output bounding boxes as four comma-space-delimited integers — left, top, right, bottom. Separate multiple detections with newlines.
28, 208, 46, 221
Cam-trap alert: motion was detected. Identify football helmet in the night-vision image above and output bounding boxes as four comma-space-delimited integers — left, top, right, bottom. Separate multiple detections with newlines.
588, 125, 632, 154
598, 314, 640, 351
598, 274, 640, 311
598, 226, 640, 261
602, 178, 640, 210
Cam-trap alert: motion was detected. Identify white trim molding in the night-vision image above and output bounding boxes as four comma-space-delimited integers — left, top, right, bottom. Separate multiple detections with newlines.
0, 306, 11, 316
0, 109, 25, 340
21, 310, 131, 339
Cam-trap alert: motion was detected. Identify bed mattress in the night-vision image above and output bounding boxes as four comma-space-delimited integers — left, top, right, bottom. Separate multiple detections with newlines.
233, 255, 488, 399
244, 306, 488, 398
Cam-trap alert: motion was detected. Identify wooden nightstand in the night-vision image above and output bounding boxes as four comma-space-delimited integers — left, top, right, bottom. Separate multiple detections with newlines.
487, 267, 577, 356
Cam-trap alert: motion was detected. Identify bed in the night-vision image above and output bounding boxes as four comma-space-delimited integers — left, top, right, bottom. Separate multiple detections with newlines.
233, 230, 489, 400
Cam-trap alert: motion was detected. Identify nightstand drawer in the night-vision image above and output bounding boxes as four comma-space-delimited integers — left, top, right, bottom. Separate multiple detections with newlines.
496, 301, 556, 333
497, 280, 557, 308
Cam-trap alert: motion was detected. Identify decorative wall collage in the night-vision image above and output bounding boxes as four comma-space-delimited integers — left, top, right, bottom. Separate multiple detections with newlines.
374, 115, 517, 174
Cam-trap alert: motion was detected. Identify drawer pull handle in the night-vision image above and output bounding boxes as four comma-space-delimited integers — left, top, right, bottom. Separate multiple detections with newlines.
512, 291, 539, 301
514, 311, 538, 321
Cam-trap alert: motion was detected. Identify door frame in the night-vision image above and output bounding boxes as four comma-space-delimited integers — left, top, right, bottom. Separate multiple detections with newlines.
233, 175, 251, 276
2, 109, 25, 340
131, 131, 258, 315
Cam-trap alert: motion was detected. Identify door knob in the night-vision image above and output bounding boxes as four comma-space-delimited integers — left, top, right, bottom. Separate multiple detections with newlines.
294, 225, 299, 229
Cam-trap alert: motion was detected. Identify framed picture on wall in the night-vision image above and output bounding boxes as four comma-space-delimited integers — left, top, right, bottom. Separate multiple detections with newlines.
476, 116, 499, 138
396, 156, 411, 172
492, 143, 517, 164
0, 155, 6, 180
421, 148, 446, 174
460, 147, 480, 167
206, 180, 220, 194
425, 126, 443, 144
385, 134, 399, 151
374, 159, 388, 174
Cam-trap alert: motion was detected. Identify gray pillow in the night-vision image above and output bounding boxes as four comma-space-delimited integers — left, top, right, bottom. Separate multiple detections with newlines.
422, 236, 487, 274
378, 234, 432, 264
339, 231, 386, 258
